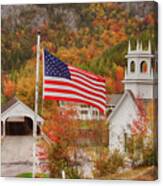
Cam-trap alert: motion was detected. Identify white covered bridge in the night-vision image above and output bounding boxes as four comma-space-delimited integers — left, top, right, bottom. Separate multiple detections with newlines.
1, 97, 44, 177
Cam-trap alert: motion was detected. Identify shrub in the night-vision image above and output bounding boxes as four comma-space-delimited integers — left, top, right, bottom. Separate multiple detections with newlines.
48, 144, 80, 179
95, 150, 124, 177
142, 143, 157, 166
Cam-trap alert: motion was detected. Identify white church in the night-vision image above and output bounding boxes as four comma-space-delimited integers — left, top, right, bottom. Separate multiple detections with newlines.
57, 40, 158, 154
108, 40, 158, 153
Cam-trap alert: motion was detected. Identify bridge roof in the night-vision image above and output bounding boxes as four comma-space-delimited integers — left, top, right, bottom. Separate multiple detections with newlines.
1, 97, 44, 123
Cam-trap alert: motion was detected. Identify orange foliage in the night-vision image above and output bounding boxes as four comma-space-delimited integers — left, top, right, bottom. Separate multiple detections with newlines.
3, 77, 15, 97
144, 14, 155, 25
105, 66, 124, 94
115, 80, 123, 93
115, 65, 124, 80
101, 30, 110, 45
110, 23, 121, 33
32, 45, 36, 54
42, 103, 80, 146
16, 59, 36, 107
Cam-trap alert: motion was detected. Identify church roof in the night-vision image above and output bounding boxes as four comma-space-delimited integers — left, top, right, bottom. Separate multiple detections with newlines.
107, 94, 123, 106
107, 90, 136, 121
107, 89, 155, 122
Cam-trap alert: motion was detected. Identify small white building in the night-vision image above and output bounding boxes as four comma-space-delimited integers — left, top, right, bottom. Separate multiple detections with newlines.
1, 97, 44, 177
1, 97, 44, 137
59, 101, 106, 120
108, 40, 158, 153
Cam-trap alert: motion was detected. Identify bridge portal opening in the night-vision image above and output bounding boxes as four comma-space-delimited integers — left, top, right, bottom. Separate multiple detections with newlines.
5, 116, 40, 136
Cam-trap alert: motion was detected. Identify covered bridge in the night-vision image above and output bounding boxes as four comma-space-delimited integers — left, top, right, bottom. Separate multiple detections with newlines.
1, 97, 44, 177
1, 97, 44, 137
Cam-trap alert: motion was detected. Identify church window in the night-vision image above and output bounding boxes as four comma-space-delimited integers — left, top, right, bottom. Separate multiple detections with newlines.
130, 61, 135, 72
140, 61, 147, 73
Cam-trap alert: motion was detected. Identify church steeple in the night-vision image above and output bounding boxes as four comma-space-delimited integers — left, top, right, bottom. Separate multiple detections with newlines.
123, 40, 157, 99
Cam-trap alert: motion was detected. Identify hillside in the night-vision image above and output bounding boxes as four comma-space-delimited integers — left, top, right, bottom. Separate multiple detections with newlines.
1, 2, 158, 105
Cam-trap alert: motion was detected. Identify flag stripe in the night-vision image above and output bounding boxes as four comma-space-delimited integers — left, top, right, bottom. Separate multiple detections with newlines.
44, 87, 106, 106
69, 66, 105, 82
71, 76, 106, 93
44, 85, 105, 104
43, 94, 105, 112
44, 77, 106, 99
70, 71, 105, 87
44, 77, 106, 98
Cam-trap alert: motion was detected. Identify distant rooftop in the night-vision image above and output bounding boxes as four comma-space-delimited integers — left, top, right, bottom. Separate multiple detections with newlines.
107, 94, 123, 106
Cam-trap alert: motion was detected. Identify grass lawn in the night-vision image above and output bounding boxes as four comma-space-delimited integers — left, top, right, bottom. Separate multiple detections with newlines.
16, 166, 157, 180
16, 172, 49, 178
99, 166, 157, 181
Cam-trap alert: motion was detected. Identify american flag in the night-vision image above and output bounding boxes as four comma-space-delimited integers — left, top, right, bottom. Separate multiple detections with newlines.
43, 50, 107, 113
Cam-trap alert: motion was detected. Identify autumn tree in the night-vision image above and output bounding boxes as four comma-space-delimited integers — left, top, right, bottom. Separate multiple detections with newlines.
131, 98, 157, 166
3, 75, 15, 98
131, 98, 148, 136
39, 102, 81, 178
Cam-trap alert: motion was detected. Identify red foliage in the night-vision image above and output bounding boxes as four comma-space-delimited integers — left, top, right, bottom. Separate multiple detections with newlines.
42, 104, 80, 146
131, 98, 149, 136
48, 130, 60, 143
32, 45, 36, 54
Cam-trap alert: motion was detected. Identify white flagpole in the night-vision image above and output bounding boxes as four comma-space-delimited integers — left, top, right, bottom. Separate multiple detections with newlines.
41, 48, 45, 115
32, 32, 41, 178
